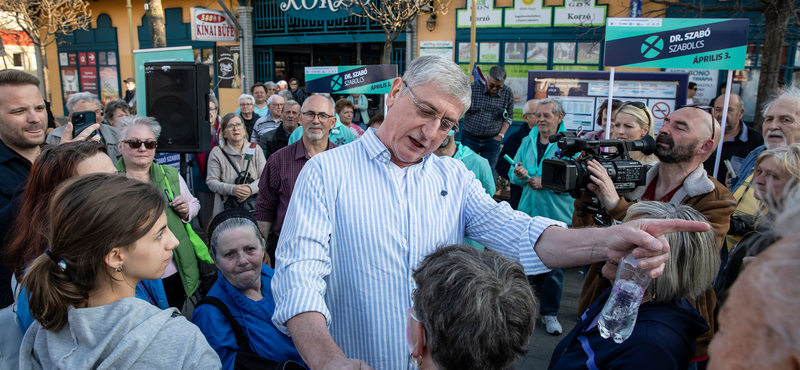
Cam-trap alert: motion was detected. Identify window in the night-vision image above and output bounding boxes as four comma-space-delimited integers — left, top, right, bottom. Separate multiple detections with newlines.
12, 53, 23, 67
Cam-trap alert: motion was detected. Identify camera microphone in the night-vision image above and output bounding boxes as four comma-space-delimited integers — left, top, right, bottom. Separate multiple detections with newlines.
628, 135, 657, 155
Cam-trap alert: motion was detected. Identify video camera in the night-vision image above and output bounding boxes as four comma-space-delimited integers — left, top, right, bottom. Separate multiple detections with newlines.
541, 132, 656, 198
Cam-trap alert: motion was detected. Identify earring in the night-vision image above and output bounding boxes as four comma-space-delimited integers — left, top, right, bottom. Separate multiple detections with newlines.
115, 264, 123, 273
409, 354, 422, 367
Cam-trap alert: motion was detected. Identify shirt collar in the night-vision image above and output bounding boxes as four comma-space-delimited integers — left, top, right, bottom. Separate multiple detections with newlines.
724, 120, 749, 143
361, 128, 433, 168
0, 138, 32, 167
294, 135, 336, 160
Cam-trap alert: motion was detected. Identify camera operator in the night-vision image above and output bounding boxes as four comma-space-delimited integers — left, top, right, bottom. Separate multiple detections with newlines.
574, 107, 736, 366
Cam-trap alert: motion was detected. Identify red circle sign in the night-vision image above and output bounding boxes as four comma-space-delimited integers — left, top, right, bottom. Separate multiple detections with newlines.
652, 102, 671, 119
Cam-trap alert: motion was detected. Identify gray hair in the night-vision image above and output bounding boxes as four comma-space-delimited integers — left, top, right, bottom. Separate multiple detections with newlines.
729, 237, 800, 365
623, 202, 719, 303
238, 94, 255, 105
116, 115, 162, 140
762, 83, 800, 116
301, 95, 334, 115
104, 100, 130, 120
522, 99, 539, 115
488, 65, 507, 81
283, 99, 300, 111
536, 98, 565, 118
208, 217, 264, 259
401, 55, 471, 116
412, 244, 537, 370
209, 92, 219, 108
278, 89, 293, 102
264, 81, 277, 91
268, 94, 285, 105
66, 92, 100, 115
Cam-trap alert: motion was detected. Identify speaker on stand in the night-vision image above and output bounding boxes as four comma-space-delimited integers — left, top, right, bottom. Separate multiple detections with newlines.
144, 61, 212, 179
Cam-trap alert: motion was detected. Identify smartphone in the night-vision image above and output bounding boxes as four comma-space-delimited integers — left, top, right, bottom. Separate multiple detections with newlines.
71, 110, 97, 138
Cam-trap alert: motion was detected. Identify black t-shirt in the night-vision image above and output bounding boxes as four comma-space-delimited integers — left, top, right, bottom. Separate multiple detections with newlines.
242, 113, 261, 139
536, 139, 548, 164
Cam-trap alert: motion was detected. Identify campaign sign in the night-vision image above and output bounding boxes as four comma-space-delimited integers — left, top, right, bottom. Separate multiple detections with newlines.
605, 18, 748, 70
304, 65, 398, 94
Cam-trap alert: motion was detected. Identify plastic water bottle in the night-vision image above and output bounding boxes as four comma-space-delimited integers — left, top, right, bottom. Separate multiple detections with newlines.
597, 253, 651, 344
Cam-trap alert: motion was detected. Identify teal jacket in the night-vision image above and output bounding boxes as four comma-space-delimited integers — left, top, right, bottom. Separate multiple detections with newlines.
288, 117, 357, 147
454, 142, 495, 196
509, 122, 575, 225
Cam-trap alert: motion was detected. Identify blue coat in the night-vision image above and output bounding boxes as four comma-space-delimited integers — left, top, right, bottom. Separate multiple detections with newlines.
548, 288, 709, 370
191, 265, 303, 369
509, 122, 575, 224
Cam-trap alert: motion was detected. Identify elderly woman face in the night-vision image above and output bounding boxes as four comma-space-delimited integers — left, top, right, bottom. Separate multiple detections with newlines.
753, 157, 790, 202
214, 226, 264, 290
120, 124, 157, 168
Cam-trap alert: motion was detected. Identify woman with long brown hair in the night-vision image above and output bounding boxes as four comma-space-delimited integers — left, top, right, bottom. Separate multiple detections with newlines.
18, 174, 220, 369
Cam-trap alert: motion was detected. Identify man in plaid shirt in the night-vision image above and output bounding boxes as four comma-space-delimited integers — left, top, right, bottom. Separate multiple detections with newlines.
461, 65, 514, 180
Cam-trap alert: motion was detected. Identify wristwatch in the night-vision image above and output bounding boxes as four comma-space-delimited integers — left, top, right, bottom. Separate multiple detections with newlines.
497, 133, 505, 139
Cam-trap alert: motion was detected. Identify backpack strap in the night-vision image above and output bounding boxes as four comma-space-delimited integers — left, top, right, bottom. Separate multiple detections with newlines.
196, 296, 253, 353
220, 148, 240, 173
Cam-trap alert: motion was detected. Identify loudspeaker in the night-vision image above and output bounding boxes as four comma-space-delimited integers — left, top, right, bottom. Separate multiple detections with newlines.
145, 61, 211, 153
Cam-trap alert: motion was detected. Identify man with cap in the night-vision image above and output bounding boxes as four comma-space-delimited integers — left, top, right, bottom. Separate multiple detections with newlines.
124, 77, 137, 115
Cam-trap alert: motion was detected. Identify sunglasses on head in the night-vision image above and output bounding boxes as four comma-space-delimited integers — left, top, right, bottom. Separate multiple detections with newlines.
618, 101, 652, 126
686, 105, 716, 139
122, 139, 158, 149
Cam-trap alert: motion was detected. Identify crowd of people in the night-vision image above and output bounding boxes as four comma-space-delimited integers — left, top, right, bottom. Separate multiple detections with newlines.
0, 55, 798, 370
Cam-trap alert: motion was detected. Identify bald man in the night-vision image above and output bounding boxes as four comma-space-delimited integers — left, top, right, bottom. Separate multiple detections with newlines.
703, 93, 763, 183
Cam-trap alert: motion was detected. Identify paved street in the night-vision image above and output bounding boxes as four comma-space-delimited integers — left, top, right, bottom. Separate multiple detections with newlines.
516, 267, 585, 370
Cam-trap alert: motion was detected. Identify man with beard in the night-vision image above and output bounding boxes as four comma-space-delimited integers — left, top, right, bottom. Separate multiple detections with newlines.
0, 70, 48, 307
724, 87, 800, 251
574, 106, 736, 367
254, 95, 337, 267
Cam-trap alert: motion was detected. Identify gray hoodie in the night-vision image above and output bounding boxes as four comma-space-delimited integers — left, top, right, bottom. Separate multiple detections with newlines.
19, 297, 221, 370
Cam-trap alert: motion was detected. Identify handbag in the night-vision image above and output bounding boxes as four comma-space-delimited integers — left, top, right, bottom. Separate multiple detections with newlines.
160, 165, 214, 264
197, 296, 305, 370
220, 149, 258, 212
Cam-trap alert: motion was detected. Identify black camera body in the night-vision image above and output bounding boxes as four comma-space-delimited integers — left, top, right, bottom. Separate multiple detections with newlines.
542, 132, 656, 198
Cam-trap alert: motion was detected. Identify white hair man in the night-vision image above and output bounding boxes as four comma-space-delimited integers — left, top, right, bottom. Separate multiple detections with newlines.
271, 55, 709, 370
46, 92, 121, 162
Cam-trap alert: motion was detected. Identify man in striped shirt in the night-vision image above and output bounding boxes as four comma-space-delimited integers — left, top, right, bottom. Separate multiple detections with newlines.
272, 55, 709, 370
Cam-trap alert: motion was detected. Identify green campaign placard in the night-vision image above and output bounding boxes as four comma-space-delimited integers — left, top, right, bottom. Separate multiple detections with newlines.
604, 18, 748, 70
304, 65, 397, 94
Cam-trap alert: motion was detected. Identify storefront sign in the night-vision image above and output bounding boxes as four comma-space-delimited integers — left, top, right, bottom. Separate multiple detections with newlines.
79, 67, 98, 95
665, 68, 719, 105
305, 65, 397, 94
68, 53, 77, 66
279, 0, 362, 21
61, 67, 79, 102
217, 45, 241, 89
554, 0, 606, 27
191, 8, 236, 42
457, 0, 502, 28
605, 18, 749, 69
419, 41, 454, 61
59, 53, 68, 66
505, 0, 551, 27
99, 66, 120, 103
78, 52, 87, 66
87, 52, 96, 66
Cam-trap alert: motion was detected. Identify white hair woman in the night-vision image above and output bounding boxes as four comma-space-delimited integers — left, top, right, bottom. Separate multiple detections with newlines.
192, 209, 303, 369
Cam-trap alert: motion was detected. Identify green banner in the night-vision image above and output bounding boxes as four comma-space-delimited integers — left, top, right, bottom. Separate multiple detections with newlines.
605, 18, 748, 70
305, 65, 397, 94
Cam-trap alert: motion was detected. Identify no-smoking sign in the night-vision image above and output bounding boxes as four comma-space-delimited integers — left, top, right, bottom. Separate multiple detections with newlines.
652, 101, 671, 119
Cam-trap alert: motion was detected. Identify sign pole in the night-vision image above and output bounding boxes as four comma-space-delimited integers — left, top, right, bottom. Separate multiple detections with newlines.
712, 69, 734, 179
605, 66, 616, 139
468, 0, 477, 83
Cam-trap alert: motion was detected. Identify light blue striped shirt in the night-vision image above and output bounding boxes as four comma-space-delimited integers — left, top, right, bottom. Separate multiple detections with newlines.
272, 129, 564, 369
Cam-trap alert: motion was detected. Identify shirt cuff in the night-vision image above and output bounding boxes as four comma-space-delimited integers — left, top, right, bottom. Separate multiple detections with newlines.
521, 217, 568, 275
272, 287, 331, 336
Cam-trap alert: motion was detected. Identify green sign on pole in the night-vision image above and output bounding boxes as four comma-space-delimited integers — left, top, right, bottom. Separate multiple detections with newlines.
304, 65, 398, 94
604, 18, 749, 70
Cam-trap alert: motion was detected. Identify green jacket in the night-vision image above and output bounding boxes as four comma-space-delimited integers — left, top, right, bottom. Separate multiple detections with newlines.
509, 122, 575, 225
453, 142, 496, 196
115, 160, 200, 296
288, 118, 357, 147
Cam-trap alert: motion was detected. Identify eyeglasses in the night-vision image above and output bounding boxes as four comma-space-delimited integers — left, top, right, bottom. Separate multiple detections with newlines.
487, 81, 503, 90
403, 81, 459, 134
239, 103, 254, 107
290, 82, 298, 86
226, 123, 245, 130
122, 139, 157, 149
302, 111, 332, 121
689, 87, 698, 91
619, 101, 652, 126
209, 106, 218, 112
94, 110, 104, 117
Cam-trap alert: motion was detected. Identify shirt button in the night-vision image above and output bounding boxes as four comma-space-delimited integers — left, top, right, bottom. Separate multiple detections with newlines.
402, 239, 407, 245
398, 199, 404, 205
